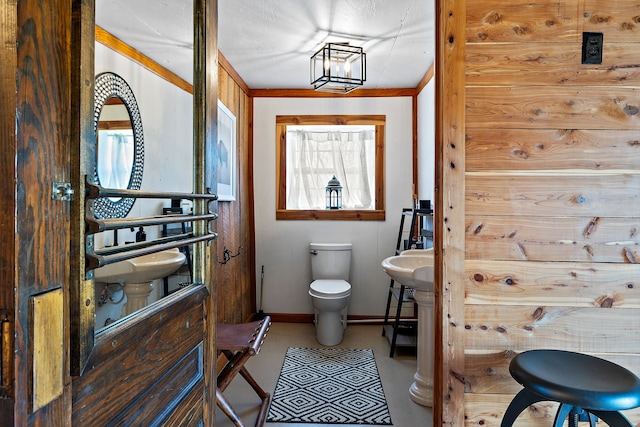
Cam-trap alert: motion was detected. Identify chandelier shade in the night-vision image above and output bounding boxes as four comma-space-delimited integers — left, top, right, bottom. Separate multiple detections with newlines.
310, 43, 366, 94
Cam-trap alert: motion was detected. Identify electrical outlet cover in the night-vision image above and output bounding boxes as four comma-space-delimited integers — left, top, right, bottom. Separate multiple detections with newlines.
582, 32, 603, 64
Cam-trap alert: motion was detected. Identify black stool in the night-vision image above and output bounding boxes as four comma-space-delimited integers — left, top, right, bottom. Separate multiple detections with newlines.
501, 349, 640, 427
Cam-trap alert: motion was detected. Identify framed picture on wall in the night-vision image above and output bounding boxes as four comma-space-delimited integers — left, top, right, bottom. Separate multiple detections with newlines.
217, 100, 236, 201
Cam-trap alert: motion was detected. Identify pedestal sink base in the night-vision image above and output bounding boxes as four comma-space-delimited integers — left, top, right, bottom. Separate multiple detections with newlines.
381, 250, 435, 408
122, 282, 154, 316
410, 374, 433, 406
409, 289, 434, 407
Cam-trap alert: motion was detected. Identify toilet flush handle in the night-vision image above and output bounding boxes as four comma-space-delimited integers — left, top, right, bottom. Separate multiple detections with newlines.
310, 250, 318, 255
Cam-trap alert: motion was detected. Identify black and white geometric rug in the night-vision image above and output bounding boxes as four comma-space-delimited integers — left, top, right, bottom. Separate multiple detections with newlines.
267, 347, 392, 425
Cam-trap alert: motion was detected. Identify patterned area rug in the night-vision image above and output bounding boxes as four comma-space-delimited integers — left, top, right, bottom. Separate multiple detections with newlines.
267, 347, 392, 425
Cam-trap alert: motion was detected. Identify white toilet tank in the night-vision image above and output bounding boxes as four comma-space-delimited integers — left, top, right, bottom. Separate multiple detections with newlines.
310, 243, 352, 280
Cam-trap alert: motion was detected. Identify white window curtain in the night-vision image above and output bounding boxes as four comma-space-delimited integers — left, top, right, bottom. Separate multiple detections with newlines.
286, 126, 375, 209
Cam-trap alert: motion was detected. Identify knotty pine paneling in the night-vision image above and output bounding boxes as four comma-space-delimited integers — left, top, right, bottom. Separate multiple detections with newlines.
436, 0, 468, 423
466, 86, 640, 130
460, 0, 640, 425
465, 393, 560, 427
467, 1, 640, 44
465, 259, 640, 307
466, 173, 640, 217
466, 1, 579, 43
465, 351, 640, 395
466, 43, 640, 87
464, 351, 520, 395
465, 305, 640, 353
216, 65, 254, 324
581, 2, 640, 43
465, 216, 640, 262
466, 129, 640, 171
465, 394, 640, 427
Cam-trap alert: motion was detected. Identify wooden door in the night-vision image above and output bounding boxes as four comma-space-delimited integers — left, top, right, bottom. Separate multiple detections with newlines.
2, 0, 218, 425
2, 0, 73, 424
71, 0, 218, 424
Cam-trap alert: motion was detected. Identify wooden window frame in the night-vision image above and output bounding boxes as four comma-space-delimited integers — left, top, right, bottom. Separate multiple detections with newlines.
276, 114, 385, 220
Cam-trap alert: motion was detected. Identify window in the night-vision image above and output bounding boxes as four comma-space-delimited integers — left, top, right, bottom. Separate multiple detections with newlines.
276, 115, 385, 220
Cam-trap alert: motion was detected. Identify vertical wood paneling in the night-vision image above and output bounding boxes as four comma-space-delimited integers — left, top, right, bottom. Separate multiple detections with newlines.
462, 0, 640, 425
69, 0, 95, 377
194, 2, 217, 424
0, 2, 17, 417
435, 0, 467, 425
217, 64, 253, 324
0, 0, 17, 313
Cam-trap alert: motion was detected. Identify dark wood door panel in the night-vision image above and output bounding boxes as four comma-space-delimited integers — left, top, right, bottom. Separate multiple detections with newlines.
107, 347, 203, 426
72, 285, 208, 425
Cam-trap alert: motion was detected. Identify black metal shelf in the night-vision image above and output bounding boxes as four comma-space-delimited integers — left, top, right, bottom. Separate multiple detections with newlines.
382, 207, 433, 357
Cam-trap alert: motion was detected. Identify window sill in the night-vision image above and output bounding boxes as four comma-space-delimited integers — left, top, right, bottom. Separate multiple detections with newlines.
276, 209, 385, 221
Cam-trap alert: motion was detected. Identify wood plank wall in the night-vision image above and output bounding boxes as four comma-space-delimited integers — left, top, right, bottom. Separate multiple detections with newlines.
462, 1, 640, 425
217, 59, 255, 323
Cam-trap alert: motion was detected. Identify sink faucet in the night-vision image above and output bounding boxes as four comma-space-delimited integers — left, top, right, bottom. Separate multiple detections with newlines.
136, 226, 146, 242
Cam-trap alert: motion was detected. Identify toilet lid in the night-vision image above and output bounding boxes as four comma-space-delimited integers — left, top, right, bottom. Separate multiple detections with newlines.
309, 280, 351, 298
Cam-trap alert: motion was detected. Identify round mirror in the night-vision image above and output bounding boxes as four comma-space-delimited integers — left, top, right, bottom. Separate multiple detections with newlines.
93, 72, 144, 219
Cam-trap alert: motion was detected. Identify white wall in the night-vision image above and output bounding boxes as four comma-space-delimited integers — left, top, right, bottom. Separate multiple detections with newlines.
94, 43, 193, 327
253, 97, 414, 317
95, 43, 193, 243
418, 78, 436, 205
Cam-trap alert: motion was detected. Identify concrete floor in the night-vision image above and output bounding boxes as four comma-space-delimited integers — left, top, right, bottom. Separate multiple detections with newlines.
215, 322, 433, 427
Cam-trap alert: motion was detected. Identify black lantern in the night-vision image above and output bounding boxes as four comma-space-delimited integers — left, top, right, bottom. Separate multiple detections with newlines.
325, 175, 342, 209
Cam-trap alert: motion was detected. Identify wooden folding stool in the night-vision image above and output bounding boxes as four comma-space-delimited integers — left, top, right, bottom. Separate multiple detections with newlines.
216, 316, 272, 427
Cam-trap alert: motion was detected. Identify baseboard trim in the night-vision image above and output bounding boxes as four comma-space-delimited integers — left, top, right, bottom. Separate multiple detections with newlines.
252, 313, 388, 324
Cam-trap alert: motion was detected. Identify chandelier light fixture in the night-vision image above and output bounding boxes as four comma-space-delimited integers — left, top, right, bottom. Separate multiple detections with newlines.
310, 43, 366, 94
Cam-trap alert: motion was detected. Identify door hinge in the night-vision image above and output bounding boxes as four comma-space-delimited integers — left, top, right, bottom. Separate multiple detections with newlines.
52, 182, 74, 201
1, 310, 13, 397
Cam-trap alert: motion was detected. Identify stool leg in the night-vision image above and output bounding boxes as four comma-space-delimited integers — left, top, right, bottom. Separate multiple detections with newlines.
237, 366, 271, 427
501, 388, 547, 427
587, 410, 633, 427
217, 388, 245, 427
553, 404, 575, 427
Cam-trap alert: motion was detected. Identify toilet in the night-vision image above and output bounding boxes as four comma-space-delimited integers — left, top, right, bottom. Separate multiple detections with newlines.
308, 243, 352, 346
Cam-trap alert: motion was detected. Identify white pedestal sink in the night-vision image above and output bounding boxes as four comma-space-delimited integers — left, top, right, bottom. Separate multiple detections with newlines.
93, 248, 186, 316
381, 248, 434, 407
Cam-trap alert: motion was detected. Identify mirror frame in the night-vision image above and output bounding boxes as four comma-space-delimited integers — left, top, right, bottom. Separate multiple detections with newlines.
93, 72, 144, 218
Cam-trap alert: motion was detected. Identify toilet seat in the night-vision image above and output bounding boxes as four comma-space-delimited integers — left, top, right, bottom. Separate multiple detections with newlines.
309, 279, 351, 298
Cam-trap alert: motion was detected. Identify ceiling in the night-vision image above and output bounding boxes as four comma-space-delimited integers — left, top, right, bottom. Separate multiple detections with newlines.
96, 0, 435, 90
